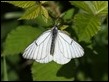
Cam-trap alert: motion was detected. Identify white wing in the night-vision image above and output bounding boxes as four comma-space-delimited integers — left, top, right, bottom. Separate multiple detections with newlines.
23, 30, 53, 63
35, 55, 53, 63
53, 35, 71, 64
53, 30, 84, 64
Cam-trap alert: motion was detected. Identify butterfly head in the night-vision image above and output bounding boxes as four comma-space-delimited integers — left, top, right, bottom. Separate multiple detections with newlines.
52, 25, 58, 30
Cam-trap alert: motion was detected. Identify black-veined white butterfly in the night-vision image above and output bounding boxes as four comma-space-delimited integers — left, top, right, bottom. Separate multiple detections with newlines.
23, 25, 84, 64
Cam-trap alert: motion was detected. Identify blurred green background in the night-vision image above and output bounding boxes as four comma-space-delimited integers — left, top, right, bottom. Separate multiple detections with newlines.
1, 1, 108, 81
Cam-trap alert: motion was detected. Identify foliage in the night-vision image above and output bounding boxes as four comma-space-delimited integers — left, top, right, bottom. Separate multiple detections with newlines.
32, 62, 75, 81
3, 1, 49, 22
73, 13, 101, 42
70, 1, 108, 42
1, 1, 108, 81
3, 26, 43, 55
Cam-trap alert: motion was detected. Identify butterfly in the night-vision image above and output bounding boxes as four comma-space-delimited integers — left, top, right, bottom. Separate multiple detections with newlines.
23, 25, 84, 64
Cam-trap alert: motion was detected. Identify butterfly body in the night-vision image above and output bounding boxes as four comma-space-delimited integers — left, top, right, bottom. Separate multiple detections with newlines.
50, 26, 58, 55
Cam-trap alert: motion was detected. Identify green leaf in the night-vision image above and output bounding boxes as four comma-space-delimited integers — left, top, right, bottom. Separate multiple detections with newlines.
19, 5, 40, 20
63, 9, 74, 20
4, 1, 36, 8
35, 15, 53, 27
3, 26, 43, 55
73, 13, 101, 42
32, 61, 75, 81
70, 1, 93, 14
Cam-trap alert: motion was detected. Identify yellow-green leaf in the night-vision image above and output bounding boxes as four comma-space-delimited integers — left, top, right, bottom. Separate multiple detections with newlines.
19, 5, 41, 20
41, 6, 49, 23
70, 1, 108, 16
92, 1, 108, 15
60, 25, 69, 30
4, 1, 36, 8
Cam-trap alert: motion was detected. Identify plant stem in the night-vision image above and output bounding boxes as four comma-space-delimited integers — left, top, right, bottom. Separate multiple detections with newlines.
3, 55, 8, 81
